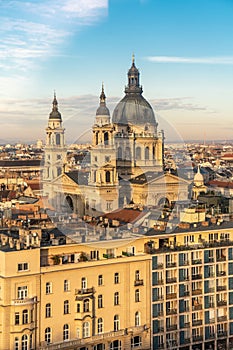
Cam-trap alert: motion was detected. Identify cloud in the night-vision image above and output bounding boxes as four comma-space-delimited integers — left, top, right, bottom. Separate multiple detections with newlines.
150, 97, 207, 112
145, 56, 233, 65
0, 1, 108, 73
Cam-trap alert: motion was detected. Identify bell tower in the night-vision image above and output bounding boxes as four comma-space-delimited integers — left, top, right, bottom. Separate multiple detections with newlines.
43, 93, 66, 198
86, 85, 118, 215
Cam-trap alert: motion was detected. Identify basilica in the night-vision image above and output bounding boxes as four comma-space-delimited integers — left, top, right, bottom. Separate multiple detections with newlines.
42, 57, 190, 217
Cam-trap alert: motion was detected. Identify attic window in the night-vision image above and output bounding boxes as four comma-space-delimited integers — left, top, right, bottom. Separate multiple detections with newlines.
18, 263, 28, 271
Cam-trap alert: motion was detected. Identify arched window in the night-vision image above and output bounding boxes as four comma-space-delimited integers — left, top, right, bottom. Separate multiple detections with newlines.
64, 300, 69, 314
81, 277, 87, 289
114, 315, 120, 331
93, 170, 96, 183
104, 132, 109, 145
153, 145, 156, 159
14, 337, 19, 350
110, 340, 122, 350
45, 327, 52, 344
136, 147, 141, 160
63, 324, 69, 341
21, 335, 28, 350
45, 303, 51, 318
83, 299, 90, 312
114, 292, 119, 305
145, 146, 149, 160
125, 147, 131, 160
56, 134, 60, 145
117, 147, 122, 160
22, 310, 28, 324
135, 311, 141, 326
64, 280, 70, 292
98, 294, 103, 308
135, 270, 140, 281
105, 171, 110, 183
95, 132, 99, 146
98, 274, 103, 286
83, 321, 90, 338
135, 289, 140, 302
97, 317, 103, 334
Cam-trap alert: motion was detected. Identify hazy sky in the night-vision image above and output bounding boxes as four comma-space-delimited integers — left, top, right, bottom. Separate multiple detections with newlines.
0, 0, 233, 143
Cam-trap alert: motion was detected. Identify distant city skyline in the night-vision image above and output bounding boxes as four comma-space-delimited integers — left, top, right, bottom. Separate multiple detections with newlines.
0, 0, 233, 142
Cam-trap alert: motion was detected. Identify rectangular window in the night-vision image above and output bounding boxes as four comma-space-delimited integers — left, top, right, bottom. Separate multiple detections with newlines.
15, 312, 20, 325
114, 273, 119, 284
64, 280, 70, 292
17, 286, 28, 299
18, 263, 28, 271
98, 295, 103, 308
98, 275, 103, 286
46, 282, 52, 294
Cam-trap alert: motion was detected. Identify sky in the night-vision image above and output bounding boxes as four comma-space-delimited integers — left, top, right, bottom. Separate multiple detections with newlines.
0, 0, 233, 143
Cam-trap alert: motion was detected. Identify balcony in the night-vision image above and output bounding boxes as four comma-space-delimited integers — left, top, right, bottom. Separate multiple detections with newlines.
192, 259, 202, 265
166, 308, 177, 315
166, 277, 177, 284
183, 291, 190, 297
166, 293, 177, 300
183, 322, 190, 328
75, 287, 94, 295
183, 338, 191, 344
209, 318, 215, 323
217, 300, 227, 307
39, 329, 126, 350
217, 285, 227, 291
157, 279, 164, 285
216, 256, 226, 262
192, 274, 202, 280
192, 289, 202, 295
217, 271, 226, 277
209, 333, 215, 339
182, 260, 190, 266
12, 297, 37, 305
207, 303, 215, 308
158, 311, 164, 317
134, 279, 143, 286
166, 262, 177, 268
192, 304, 202, 310
192, 319, 202, 326
217, 315, 227, 322
192, 335, 203, 342
167, 324, 177, 331
158, 327, 164, 332
217, 331, 227, 338
157, 344, 164, 349
156, 263, 164, 269
207, 287, 215, 293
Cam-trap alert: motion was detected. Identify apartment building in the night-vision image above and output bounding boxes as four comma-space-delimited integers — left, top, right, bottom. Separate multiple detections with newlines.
150, 222, 233, 350
0, 237, 151, 350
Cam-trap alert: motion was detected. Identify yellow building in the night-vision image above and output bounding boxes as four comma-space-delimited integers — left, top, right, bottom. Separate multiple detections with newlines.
0, 236, 151, 350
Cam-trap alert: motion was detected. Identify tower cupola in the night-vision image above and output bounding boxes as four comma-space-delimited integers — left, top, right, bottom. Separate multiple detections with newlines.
95, 84, 110, 126
49, 92, 62, 120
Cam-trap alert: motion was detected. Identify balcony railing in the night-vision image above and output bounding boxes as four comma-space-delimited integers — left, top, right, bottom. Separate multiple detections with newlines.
183, 291, 190, 296
166, 277, 177, 284
12, 297, 37, 305
166, 262, 177, 268
192, 274, 202, 280
209, 318, 215, 323
167, 324, 177, 331
192, 289, 202, 295
166, 308, 177, 315
134, 279, 143, 286
192, 335, 203, 342
155, 263, 164, 269
217, 315, 227, 322
192, 259, 202, 265
217, 300, 227, 307
166, 293, 177, 300
75, 287, 94, 295
158, 327, 164, 332
207, 287, 215, 293
192, 304, 202, 310
183, 322, 190, 328
157, 279, 164, 285
183, 338, 191, 344
217, 331, 227, 338
192, 319, 202, 326
217, 271, 226, 277
217, 285, 227, 291
216, 256, 226, 262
